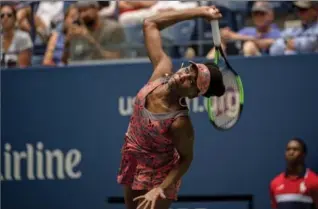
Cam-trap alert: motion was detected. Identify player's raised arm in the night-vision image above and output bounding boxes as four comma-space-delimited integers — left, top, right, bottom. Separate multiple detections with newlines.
143, 6, 222, 82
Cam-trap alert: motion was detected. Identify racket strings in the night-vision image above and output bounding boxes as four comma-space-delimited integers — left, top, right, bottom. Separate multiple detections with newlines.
210, 50, 242, 129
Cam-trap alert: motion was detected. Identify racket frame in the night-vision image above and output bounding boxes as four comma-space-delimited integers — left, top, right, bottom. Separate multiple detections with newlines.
207, 46, 245, 131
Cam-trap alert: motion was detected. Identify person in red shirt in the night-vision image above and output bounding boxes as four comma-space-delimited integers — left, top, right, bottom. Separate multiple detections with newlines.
270, 138, 318, 209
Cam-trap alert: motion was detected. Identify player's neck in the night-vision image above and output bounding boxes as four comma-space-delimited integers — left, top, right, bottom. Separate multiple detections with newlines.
164, 83, 182, 107
286, 164, 305, 176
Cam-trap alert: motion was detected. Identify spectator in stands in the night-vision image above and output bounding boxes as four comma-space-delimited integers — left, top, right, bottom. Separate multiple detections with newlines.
34, 1, 64, 43
42, 5, 79, 66
118, 1, 157, 25
1, 4, 33, 68
119, 1, 197, 26
207, 1, 281, 58
98, 1, 117, 19
67, 1, 125, 61
270, 1, 318, 55
14, 2, 64, 43
0, 2, 34, 34
118, 1, 198, 58
12, 2, 33, 34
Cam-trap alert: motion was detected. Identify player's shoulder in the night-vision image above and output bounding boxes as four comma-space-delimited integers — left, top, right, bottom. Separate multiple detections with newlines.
136, 77, 165, 99
270, 172, 285, 187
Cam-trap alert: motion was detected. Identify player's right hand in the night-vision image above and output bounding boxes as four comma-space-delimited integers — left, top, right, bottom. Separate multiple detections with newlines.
200, 6, 222, 21
133, 187, 166, 209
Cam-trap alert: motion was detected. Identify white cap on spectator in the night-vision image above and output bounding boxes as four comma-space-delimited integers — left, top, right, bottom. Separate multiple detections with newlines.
252, 1, 272, 13
75, 1, 99, 9
293, 1, 315, 9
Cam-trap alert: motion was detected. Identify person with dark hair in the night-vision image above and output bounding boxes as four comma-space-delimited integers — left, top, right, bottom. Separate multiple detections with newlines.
67, 1, 125, 61
1, 4, 33, 68
42, 5, 79, 66
116, 6, 224, 209
270, 1, 318, 55
270, 138, 318, 209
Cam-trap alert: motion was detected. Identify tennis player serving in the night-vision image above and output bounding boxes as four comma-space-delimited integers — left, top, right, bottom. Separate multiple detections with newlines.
117, 6, 224, 209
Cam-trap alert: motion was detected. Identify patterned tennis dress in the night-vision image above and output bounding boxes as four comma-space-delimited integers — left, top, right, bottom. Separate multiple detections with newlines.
117, 77, 189, 200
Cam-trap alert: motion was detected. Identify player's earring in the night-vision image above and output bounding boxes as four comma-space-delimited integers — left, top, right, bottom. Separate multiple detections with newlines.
181, 62, 184, 68
179, 97, 188, 107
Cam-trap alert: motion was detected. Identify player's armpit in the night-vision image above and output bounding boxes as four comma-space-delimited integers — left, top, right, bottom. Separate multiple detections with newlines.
159, 117, 194, 190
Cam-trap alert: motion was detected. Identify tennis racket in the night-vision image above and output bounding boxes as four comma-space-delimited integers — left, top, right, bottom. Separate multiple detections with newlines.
207, 20, 244, 130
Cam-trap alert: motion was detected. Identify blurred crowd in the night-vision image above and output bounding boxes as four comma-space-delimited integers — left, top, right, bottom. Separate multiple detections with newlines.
1, 1, 318, 68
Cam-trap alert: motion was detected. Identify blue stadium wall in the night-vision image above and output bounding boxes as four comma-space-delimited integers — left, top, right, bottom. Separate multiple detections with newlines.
1, 54, 318, 209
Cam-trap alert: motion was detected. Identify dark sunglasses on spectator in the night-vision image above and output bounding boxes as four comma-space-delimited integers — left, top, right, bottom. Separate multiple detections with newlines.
0, 13, 13, 18
296, 7, 310, 13
252, 11, 267, 16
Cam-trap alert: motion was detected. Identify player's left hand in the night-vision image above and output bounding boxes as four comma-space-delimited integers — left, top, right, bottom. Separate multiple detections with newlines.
133, 187, 166, 209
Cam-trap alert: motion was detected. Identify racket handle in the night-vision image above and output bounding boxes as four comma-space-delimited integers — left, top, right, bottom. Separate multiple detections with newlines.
211, 20, 221, 47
